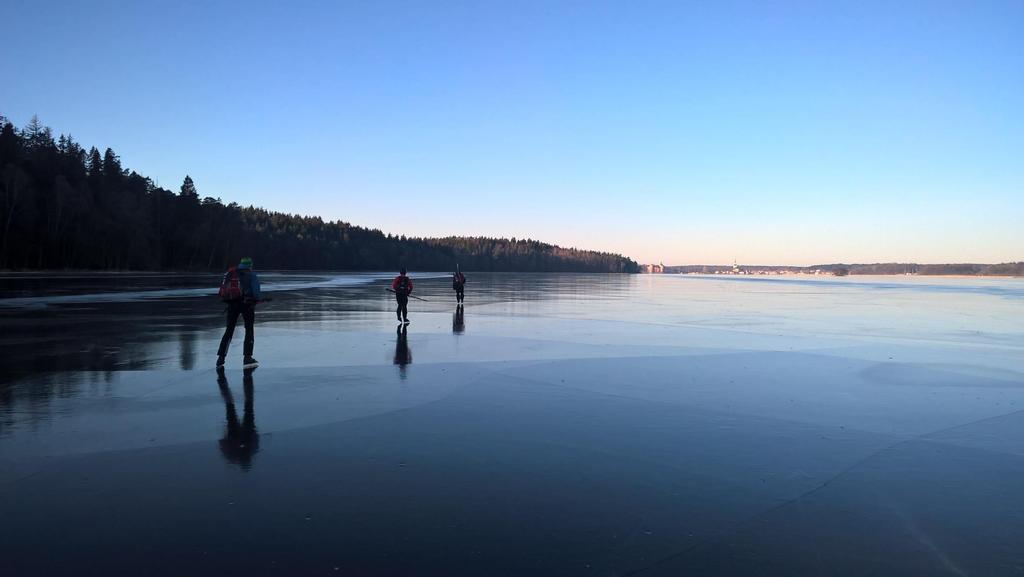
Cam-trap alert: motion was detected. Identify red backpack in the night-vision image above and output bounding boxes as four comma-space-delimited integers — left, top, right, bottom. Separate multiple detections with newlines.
396, 275, 411, 296
219, 267, 242, 302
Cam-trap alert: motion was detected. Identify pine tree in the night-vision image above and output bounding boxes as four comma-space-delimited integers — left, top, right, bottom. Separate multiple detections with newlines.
22, 115, 49, 149
102, 148, 122, 179
0, 120, 20, 167
87, 147, 103, 176
179, 174, 198, 198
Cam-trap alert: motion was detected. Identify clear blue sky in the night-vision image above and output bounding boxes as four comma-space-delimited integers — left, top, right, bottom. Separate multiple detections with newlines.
2, 0, 1021, 265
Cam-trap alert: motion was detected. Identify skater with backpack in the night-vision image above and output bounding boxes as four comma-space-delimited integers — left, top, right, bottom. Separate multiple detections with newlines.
452, 267, 466, 305
217, 257, 262, 368
391, 268, 413, 324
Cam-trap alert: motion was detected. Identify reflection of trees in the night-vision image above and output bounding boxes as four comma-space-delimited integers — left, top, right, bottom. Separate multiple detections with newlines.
0, 272, 632, 435
179, 331, 197, 370
217, 368, 260, 469
0, 301, 221, 432
0, 371, 103, 436
0, 384, 12, 435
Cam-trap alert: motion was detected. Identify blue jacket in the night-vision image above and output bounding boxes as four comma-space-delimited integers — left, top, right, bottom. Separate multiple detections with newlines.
237, 264, 261, 301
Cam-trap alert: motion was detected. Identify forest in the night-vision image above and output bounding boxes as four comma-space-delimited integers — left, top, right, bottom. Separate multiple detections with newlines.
0, 116, 638, 273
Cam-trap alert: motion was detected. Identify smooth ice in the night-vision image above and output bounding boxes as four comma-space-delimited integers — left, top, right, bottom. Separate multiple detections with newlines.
1, 272, 1022, 576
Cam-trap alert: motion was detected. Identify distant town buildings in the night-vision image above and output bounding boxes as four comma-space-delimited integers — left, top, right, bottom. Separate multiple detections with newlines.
658, 264, 844, 276
640, 263, 665, 274
711, 266, 827, 275
646, 262, 1020, 276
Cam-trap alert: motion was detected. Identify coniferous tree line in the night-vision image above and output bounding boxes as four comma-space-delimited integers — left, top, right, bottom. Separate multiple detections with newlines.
0, 116, 638, 273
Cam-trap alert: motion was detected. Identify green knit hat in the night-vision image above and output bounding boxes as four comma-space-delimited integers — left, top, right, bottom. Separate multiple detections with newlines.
239, 257, 253, 267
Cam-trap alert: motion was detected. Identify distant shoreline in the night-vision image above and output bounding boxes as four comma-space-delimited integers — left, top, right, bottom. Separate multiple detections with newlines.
670, 272, 1023, 279
650, 262, 1024, 277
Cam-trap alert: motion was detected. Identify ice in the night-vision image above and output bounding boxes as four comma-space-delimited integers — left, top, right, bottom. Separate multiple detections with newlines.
0, 271, 452, 308
1, 273, 1022, 576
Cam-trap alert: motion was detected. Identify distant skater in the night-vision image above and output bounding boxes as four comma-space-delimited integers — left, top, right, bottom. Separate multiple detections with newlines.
453, 267, 466, 304
217, 257, 262, 368
392, 267, 413, 323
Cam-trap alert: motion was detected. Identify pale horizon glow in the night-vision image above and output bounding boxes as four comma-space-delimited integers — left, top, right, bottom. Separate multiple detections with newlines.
2, 1, 1021, 266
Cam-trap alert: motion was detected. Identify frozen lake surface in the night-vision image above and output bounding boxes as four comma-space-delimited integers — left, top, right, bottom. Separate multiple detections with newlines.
1, 272, 1022, 576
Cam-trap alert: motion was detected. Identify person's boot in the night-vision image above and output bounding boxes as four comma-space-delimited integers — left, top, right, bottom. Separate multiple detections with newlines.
242, 357, 259, 369
216, 355, 226, 368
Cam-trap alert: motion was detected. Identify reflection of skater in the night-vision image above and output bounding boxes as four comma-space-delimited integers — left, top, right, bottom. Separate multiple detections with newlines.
217, 257, 262, 368
216, 367, 260, 469
393, 324, 412, 378
391, 268, 413, 324
452, 267, 466, 304
453, 305, 465, 334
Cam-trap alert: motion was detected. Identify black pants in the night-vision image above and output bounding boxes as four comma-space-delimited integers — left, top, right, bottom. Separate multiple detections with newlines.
218, 301, 255, 357
455, 287, 464, 303
396, 295, 409, 321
